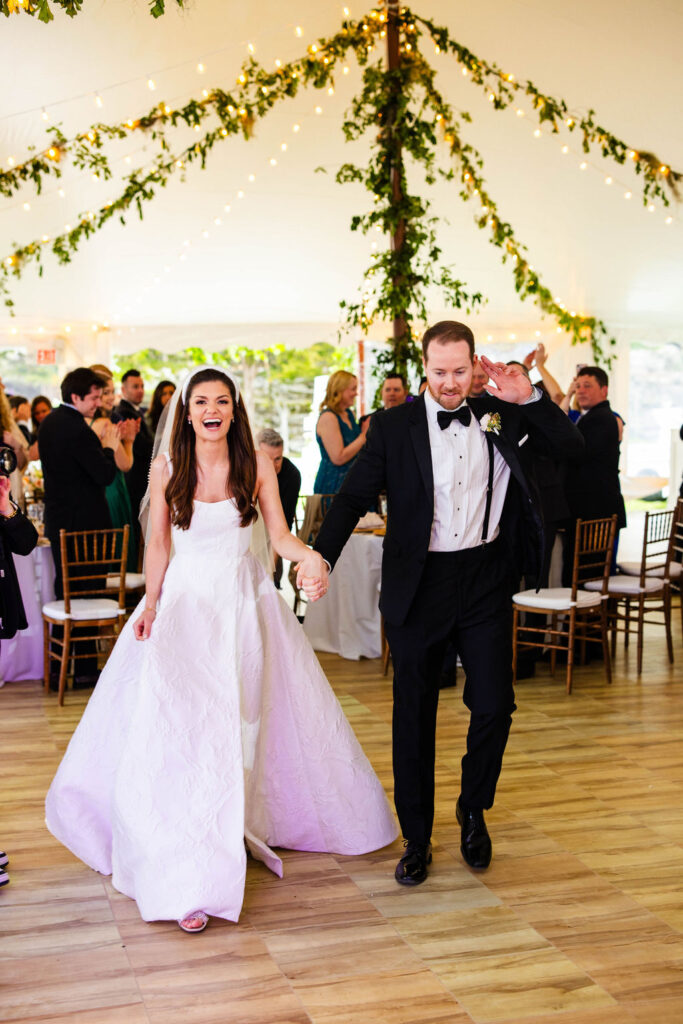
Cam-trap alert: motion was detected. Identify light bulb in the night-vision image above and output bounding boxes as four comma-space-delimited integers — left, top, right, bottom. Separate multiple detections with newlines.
533, 129, 541, 138
270, 158, 277, 166
197, 63, 205, 73
516, 109, 524, 117
624, 191, 632, 199
95, 94, 103, 108
281, 142, 287, 151
579, 161, 587, 170
23, 202, 30, 211
604, 176, 613, 185
214, 218, 221, 225
648, 204, 655, 212
293, 123, 300, 132
41, 108, 49, 121
665, 216, 673, 225
224, 204, 231, 212
237, 190, 244, 198
147, 78, 156, 91
248, 174, 255, 182
295, 26, 303, 36
315, 106, 322, 114
343, 65, 350, 74
561, 145, 569, 154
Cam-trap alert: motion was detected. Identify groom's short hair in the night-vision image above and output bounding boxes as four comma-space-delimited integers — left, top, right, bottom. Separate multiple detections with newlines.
422, 321, 475, 362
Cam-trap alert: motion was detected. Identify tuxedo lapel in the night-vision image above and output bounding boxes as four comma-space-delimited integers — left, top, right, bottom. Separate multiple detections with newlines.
470, 398, 529, 495
408, 395, 434, 500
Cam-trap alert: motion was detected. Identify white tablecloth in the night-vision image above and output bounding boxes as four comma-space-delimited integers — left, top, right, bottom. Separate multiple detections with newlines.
303, 533, 383, 660
0, 543, 55, 683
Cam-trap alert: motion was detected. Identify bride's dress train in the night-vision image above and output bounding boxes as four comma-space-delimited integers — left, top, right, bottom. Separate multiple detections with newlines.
46, 498, 398, 922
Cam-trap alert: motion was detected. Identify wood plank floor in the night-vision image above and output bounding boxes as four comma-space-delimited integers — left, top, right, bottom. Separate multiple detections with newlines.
1, 612, 682, 1024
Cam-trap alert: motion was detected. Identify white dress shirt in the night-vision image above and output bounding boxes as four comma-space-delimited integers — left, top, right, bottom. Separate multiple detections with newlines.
424, 388, 511, 552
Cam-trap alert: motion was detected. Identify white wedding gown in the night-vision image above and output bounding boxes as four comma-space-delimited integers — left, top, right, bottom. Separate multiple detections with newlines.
46, 498, 398, 923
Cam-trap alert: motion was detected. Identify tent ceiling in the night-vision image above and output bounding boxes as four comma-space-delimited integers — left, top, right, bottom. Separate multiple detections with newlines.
1, 0, 682, 348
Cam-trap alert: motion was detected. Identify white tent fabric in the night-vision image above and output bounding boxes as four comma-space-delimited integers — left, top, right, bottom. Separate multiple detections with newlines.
0, 0, 682, 382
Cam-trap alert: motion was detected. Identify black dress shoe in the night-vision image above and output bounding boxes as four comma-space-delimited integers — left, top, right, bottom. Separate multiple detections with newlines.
456, 798, 492, 870
395, 840, 432, 885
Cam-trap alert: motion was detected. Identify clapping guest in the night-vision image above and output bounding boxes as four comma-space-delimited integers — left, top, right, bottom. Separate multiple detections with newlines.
39, 368, 119, 687
112, 369, 154, 519
314, 371, 368, 496
146, 380, 176, 435
90, 368, 139, 571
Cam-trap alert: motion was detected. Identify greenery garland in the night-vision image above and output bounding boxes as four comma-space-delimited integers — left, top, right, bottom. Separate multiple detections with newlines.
1, 0, 185, 21
1, 3, 679, 369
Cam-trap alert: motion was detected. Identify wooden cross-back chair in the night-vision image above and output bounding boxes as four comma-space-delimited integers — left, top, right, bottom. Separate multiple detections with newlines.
42, 526, 129, 706
512, 516, 617, 694
586, 508, 676, 674
668, 498, 683, 635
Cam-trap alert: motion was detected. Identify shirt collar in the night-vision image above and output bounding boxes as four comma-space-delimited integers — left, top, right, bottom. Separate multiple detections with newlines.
423, 387, 470, 426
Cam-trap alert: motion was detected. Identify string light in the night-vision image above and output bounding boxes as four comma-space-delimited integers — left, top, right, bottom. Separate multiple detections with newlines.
22, 202, 30, 211
196, 63, 205, 74
224, 204, 231, 213
561, 145, 569, 154
293, 123, 300, 132
604, 176, 613, 185
295, 26, 303, 36
147, 78, 156, 91
41, 108, 49, 121
315, 106, 323, 114
533, 129, 541, 138
665, 216, 673, 225
95, 94, 103, 108
237, 190, 244, 198
247, 43, 255, 54
623, 191, 632, 200
270, 157, 277, 166
579, 161, 587, 170
515, 108, 524, 117
647, 203, 656, 212
248, 174, 256, 182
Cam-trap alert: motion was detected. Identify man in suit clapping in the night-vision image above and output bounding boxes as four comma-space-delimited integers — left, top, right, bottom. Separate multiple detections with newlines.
314, 321, 583, 884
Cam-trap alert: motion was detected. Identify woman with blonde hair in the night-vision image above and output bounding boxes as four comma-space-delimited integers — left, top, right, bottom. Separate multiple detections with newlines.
313, 370, 368, 494
0, 384, 28, 508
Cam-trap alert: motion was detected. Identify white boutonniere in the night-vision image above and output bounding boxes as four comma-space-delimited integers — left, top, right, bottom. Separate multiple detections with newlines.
480, 412, 502, 435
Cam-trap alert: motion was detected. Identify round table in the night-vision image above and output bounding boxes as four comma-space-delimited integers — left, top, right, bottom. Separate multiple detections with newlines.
0, 541, 55, 683
303, 532, 383, 660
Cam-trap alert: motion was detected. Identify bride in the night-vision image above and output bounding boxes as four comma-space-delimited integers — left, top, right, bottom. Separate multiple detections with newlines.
46, 366, 397, 933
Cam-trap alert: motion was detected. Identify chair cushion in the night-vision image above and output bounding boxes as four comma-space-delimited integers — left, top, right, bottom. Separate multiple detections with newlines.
617, 561, 681, 579
584, 576, 663, 595
513, 588, 602, 611
42, 598, 124, 622
106, 572, 146, 589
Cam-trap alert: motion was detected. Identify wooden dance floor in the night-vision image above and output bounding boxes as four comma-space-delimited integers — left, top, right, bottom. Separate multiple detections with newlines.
2, 616, 683, 1023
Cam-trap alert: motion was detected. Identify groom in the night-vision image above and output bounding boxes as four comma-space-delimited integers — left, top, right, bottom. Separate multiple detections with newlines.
313, 321, 583, 883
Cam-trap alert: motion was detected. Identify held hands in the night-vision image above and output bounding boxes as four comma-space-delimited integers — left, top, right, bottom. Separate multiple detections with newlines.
133, 607, 156, 640
479, 355, 533, 405
295, 549, 329, 602
120, 418, 138, 443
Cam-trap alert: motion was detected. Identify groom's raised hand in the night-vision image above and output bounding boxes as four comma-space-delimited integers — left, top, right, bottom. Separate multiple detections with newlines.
479, 355, 534, 405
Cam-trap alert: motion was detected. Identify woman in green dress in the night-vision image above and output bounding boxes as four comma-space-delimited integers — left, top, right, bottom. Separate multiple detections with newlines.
89, 368, 139, 571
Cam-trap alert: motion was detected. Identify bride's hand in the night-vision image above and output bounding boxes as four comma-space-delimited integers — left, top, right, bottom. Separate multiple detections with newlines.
133, 608, 156, 641
295, 550, 329, 602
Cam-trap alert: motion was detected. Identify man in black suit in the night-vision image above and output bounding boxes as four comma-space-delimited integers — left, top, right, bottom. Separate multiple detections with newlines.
39, 367, 119, 684
112, 369, 154, 520
314, 321, 583, 883
563, 366, 626, 581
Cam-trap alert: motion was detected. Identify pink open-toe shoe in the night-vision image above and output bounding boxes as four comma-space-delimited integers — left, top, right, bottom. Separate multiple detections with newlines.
178, 911, 209, 933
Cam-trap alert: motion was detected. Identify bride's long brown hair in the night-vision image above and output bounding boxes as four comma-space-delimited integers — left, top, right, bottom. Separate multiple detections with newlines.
165, 369, 257, 530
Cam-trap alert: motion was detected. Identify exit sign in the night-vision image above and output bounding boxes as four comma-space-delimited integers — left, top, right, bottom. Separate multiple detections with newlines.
37, 349, 56, 364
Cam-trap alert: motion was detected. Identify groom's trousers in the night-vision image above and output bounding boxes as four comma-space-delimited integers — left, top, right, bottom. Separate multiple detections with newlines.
385, 537, 517, 846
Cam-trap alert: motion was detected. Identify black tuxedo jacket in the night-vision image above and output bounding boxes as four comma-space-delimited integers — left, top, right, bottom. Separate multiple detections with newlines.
0, 508, 38, 638
112, 399, 154, 517
38, 404, 117, 541
315, 391, 584, 626
564, 400, 626, 528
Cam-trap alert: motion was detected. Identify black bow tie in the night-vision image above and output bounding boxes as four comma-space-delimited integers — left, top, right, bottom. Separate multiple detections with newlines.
437, 406, 471, 430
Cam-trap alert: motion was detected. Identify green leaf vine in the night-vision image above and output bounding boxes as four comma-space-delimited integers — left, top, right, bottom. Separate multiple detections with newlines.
0, 0, 185, 21
1, 3, 679, 370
